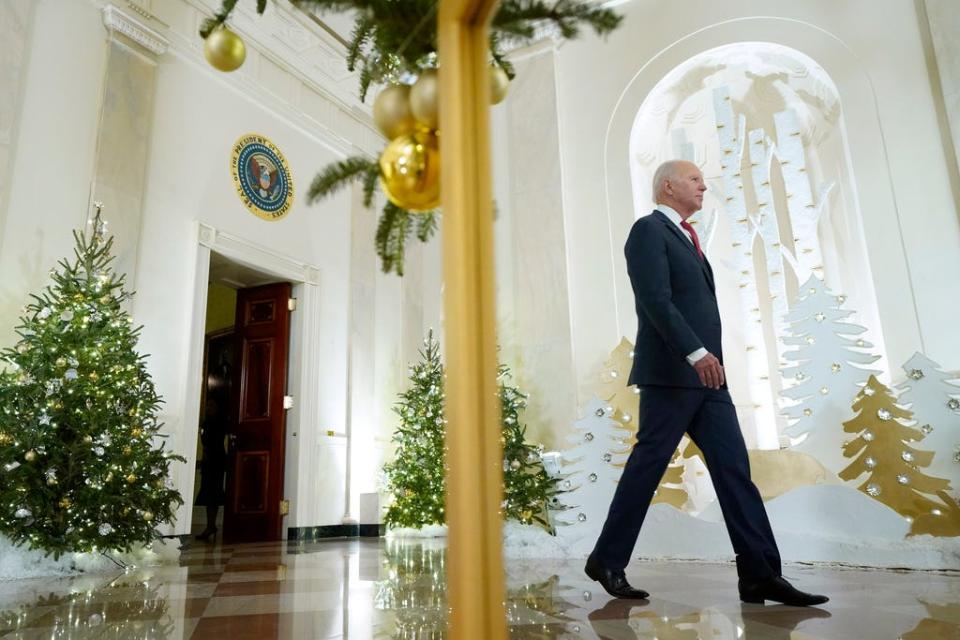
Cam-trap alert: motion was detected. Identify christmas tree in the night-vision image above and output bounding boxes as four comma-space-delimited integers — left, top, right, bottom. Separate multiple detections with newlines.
0, 209, 184, 558
554, 398, 625, 552
382, 334, 447, 529
897, 352, 960, 496
381, 332, 556, 529
499, 365, 557, 527
838, 376, 950, 524
781, 275, 881, 473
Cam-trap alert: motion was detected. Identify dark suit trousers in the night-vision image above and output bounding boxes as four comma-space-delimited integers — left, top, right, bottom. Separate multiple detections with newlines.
592, 386, 781, 581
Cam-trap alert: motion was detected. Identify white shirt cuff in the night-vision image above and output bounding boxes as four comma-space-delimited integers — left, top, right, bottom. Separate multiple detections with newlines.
686, 348, 709, 365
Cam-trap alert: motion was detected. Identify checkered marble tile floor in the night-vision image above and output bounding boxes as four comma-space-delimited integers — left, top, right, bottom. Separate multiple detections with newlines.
0, 538, 957, 638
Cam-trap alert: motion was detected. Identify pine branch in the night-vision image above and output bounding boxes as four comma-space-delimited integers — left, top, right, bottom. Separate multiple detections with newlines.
362, 164, 381, 207
306, 156, 379, 204
414, 211, 438, 242
199, 0, 242, 38
347, 14, 375, 72
493, 0, 622, 41
375, 202, 412, 275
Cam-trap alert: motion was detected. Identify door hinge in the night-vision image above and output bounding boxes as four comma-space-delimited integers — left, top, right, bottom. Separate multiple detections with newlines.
287, 297, 297, 311
280, 499, 290, 516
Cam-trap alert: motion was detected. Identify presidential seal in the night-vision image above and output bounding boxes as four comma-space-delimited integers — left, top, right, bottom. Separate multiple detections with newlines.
231, 134, 294, 221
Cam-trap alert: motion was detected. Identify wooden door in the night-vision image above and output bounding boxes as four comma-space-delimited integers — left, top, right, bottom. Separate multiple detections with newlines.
223, 282, 291, 543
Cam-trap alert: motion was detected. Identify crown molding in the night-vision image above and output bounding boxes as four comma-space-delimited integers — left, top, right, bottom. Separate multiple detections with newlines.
102, 4, 169, 55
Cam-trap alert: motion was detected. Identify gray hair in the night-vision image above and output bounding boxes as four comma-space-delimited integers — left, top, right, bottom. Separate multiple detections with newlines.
652, 160, 684, 203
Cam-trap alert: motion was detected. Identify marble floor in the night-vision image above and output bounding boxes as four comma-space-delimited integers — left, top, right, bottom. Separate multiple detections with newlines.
0, 537, 958, 639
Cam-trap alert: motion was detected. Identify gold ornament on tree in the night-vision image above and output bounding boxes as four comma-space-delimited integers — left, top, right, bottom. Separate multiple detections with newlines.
490, 65, 510, 105
203, 26, 246, 72
373, 84, 417, 139
379, 129, 441, 211
410, 69, 440, 131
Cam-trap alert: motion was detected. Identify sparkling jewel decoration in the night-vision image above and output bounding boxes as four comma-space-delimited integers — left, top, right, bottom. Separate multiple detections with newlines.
820, 386, 829, 395
908, 368, 925, 380
864, 456, 877, 469
203, 26, 246, 72
877, 408, 891, 421
897, 474, 910, 485
602, 453, 612, 463
863, 386, 876, 396
866, 483, 881, 497
803, 408, 813, 417
584, 432, 594, 442
901, 451, 914, 463
594, 408, 604, 417
577, 513, 587, 522
948, 398, 960, 412
921, 424, 934, 435
831, 363, 842, 373
814, 312, 826, 322
862, 430, 875, 442
588, 473, 597, 483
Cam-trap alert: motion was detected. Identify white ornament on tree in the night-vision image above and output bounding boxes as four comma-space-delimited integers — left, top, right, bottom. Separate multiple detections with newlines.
781, 275, 881, 474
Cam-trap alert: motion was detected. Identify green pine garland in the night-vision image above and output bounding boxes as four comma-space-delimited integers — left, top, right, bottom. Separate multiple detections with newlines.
382, 332, 556, 529
202, 0, 622, 276
0, 214, 185, 559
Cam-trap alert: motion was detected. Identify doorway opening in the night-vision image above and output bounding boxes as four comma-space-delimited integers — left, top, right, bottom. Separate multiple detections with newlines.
191, 251, 293, 544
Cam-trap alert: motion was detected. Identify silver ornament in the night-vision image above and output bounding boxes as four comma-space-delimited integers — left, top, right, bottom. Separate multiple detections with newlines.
98, 523, 113, 536
14, 507, 31, 518
4, 462, 20, 472
60, 309, 74, 322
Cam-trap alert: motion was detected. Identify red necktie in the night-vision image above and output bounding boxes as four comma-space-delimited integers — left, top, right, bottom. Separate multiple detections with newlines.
680, 220, 704, 260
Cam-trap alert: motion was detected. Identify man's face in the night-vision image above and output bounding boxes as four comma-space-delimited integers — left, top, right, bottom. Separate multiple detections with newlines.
665, 163, 707, 215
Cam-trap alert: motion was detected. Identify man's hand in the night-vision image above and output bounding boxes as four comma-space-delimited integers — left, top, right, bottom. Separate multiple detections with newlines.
692, 352, 725, 390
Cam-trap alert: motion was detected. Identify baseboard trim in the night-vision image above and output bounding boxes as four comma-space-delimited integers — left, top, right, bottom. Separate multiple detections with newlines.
286, 524, 385, 541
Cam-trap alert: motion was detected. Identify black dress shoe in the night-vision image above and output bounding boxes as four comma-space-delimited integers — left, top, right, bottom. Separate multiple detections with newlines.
584, 554, 649, 600
739, 575, 828, 607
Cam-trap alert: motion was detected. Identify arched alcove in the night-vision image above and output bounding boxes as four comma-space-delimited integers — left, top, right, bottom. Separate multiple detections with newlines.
603, 19, 901, 449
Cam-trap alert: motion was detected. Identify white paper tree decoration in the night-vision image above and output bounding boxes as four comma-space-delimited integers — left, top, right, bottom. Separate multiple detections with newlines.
781, 275, 881, 473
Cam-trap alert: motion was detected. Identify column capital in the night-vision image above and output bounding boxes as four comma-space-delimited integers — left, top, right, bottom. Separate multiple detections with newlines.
101, 4, 168, 56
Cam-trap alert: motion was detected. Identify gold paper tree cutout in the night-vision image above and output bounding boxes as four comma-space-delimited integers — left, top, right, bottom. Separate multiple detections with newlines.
838, 375, 953, 529
597, 338, 690, 509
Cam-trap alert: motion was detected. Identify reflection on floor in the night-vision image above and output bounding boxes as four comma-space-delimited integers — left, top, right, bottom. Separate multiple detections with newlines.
0, 537, 958, 638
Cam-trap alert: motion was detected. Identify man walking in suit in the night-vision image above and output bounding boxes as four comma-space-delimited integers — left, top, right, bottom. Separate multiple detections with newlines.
585, 160, 828, 607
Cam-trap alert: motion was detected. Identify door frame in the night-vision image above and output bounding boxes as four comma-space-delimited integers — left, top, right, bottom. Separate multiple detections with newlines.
179, 222, 323, 538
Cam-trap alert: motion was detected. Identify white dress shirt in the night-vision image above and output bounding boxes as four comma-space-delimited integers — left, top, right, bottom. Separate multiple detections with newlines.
655, 204, 709, 366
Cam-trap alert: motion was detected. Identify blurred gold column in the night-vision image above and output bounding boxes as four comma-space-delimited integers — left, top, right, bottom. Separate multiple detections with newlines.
437, 0, 507, 637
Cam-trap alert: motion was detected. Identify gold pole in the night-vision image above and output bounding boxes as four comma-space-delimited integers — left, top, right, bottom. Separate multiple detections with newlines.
437, 0, 506, 636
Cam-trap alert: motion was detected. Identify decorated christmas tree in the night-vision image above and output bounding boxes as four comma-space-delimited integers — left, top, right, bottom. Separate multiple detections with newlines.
553, 398, 625, 551
381, 332, 556, 529
0, 209, 184, 558
382, 334, 447, 529
897, 352, 960, 496
838, 375, 950, 526
499, 365, 557, 527
781, 275, 881, 473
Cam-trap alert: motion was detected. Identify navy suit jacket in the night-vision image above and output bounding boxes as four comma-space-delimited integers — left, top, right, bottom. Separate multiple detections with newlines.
625, 209, 723, 388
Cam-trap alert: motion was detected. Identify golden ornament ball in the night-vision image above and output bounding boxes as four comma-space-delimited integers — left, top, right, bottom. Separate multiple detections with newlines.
89, 372, 99, 381
410, 69, 439, 130
46, 476, 58, 486
204, 27, 246, 72
490, 65, 510, 105
122, 506, 130, 515
0, 432, 11, 445
378, 129, 441, 212
373, 84, 417, 140
125, 473, 136, 484
132, 428, 143, 438
24, 450, 36, 462
142, 511, 154, 522
59, 497, 71, 509
106, 472, 114, 482
123, 446, 133, 456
